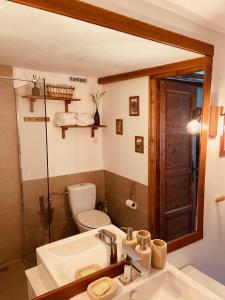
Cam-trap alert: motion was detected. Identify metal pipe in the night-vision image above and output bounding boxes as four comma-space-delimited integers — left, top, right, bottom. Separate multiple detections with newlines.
0, 75, 34, 83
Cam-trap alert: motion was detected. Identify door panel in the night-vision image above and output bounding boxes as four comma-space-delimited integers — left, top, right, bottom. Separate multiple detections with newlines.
159, 80, 197, 241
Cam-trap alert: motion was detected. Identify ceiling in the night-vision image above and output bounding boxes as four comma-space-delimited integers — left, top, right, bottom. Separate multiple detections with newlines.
144, 0, 225, 34
0, 1, 201, 78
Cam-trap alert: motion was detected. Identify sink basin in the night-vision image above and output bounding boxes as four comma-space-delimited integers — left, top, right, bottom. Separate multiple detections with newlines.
114, 264, 222, 300
72, 263, 222, 300
36, 225, 125, 288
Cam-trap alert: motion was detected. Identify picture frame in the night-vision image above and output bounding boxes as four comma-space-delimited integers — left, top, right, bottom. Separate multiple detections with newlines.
129, 96, 140, 116
135, 136, 144, 153
116, 119, 123, 135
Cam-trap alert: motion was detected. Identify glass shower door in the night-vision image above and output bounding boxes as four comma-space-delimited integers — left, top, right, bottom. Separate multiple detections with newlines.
15, 78, 50, 268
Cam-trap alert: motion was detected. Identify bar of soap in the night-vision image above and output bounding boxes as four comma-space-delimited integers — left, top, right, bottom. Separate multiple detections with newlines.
92, 281, 110, 297
75, 264, 101, 279
80, 268, 96, 278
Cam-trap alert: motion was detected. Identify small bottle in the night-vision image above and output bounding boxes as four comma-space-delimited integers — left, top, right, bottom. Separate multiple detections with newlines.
135, 237, 151, 272
122, 227, 138, 249
32, 82, 40, 96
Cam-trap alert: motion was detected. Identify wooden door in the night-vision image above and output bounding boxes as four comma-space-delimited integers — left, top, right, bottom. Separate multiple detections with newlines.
158, 80, 198, 241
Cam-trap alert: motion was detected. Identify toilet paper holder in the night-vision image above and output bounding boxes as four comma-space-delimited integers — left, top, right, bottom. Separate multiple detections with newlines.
125, 182, 137, 210
125, 199, 137, 210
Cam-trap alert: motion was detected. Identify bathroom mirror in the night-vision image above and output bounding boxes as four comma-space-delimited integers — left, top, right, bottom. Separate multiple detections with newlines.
0, 0, 213, 299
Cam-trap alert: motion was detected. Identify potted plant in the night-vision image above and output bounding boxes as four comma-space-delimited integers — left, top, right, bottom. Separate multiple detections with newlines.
90, 90, 106, 126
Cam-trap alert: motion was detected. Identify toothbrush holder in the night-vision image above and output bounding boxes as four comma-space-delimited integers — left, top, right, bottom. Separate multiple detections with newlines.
150, 239, 167, 269
136, 230, 151, 246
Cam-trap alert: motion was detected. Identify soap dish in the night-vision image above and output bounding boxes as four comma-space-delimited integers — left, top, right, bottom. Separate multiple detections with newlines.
87, 277, 118, 300
75, 264, 101, 279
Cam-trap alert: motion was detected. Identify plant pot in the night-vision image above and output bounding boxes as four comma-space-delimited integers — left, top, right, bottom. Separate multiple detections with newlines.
94, 108, 100, 126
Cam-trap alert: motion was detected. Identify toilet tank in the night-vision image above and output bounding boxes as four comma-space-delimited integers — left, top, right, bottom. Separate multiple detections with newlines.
67, 183, 96, 215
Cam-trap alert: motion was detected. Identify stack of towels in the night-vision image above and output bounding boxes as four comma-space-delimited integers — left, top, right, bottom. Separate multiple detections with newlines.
54, 112, 77, 126
54, 112, 94, 126
76, 113, 94, 126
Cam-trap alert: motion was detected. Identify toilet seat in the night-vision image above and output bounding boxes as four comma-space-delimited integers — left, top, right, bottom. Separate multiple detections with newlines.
76, 210, 111, 229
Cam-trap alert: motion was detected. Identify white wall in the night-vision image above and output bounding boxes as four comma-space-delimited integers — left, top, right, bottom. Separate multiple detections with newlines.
83, 0, 225, 284
102, 77, 149, 185
14, 68, 103, 180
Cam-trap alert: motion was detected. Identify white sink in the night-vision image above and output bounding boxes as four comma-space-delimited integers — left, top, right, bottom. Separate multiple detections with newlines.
115, 264, 222, 300
36, 225, 125, 288
72, 264, 222, 300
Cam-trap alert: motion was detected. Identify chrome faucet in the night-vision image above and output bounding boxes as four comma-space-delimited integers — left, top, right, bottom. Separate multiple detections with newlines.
120, 244, 149, 284
95, 229, 117, 264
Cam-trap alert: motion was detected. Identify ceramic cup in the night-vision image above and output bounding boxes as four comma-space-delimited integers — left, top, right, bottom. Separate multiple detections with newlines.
136, 230, 151, 246
150, 239, 167, 269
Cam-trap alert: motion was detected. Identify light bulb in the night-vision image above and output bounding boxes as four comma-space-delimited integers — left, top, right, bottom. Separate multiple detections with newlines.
187, 120, 201, 134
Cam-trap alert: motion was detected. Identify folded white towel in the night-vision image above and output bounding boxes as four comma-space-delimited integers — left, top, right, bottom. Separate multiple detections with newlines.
55, 112, 76, 120
54, 112, 77, 126
75, 113, 93, 121
55, 119, 77, 126
76, 119, 94, 126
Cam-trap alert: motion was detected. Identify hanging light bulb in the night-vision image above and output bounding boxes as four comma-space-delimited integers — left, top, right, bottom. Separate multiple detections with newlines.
187, 119, 201, 134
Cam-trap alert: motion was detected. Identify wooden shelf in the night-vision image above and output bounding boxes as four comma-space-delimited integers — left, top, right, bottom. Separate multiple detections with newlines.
22, 95, 81, 113
60, 125, 107, 139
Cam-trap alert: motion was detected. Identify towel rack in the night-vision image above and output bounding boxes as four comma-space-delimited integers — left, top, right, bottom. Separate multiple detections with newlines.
215, 195, 225, 203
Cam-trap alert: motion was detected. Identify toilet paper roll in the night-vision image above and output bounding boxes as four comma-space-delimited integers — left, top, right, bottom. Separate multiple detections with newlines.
125, 199, 137, 210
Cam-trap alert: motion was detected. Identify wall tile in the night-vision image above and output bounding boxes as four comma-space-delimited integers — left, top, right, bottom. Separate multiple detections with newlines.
0, 235, 22, 264
0, 155, 19, 183
0, 209, 21, 240
0, 127, 18, 157
105, 170, 148, 230
0, 181, 20, 211
0, 96, 17, 113
0, 66, 22, 263
22, 178, 48, 208
23, 228, 47, 256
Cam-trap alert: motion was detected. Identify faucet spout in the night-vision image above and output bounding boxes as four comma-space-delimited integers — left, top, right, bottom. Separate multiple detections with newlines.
120, 244, 149, 283
96, 229, 116, 246
95, 229, 117, 264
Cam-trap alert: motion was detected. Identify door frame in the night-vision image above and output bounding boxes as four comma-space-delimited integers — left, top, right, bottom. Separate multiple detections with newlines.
149, 56, 213, 252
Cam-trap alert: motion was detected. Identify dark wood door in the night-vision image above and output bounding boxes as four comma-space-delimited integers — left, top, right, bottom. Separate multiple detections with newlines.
158, 80, 198, 241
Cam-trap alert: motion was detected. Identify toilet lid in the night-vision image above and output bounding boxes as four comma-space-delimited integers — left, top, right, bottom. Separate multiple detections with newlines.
77, 210, 111, 229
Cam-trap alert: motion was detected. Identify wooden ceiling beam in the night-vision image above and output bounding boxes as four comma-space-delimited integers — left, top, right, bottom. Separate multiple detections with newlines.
10, 0, 214, 57
98, 57, 206, 84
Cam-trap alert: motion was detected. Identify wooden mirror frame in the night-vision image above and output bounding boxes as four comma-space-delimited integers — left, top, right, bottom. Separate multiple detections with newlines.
8, 0, 213, 299
148, 57, 213, 253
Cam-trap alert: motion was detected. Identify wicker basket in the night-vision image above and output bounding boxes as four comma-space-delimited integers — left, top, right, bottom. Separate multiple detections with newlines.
46, 84, 75, 98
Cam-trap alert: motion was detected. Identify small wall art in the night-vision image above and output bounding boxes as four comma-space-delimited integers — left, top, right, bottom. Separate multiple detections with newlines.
135, 136, 144, 153
129, 96, 140, 116
116, 119, 123, 135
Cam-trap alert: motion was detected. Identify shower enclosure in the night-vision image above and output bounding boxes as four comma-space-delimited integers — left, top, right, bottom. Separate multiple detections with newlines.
15, 77, 51, 268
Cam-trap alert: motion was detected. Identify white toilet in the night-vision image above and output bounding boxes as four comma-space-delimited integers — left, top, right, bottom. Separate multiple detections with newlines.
67, 183, 111, 232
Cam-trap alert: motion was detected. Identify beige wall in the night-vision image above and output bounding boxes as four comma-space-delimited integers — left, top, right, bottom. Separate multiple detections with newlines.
0, 66, 21, 264
105, 171, 148, 230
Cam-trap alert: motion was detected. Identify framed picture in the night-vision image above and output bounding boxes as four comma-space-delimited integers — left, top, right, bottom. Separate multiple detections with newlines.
129, 96, 140, 116
135, 136, 144, 153
116, 119, 123, 135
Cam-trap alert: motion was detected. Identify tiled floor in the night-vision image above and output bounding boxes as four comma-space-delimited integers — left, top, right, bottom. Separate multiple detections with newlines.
0, 260, 28, 300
